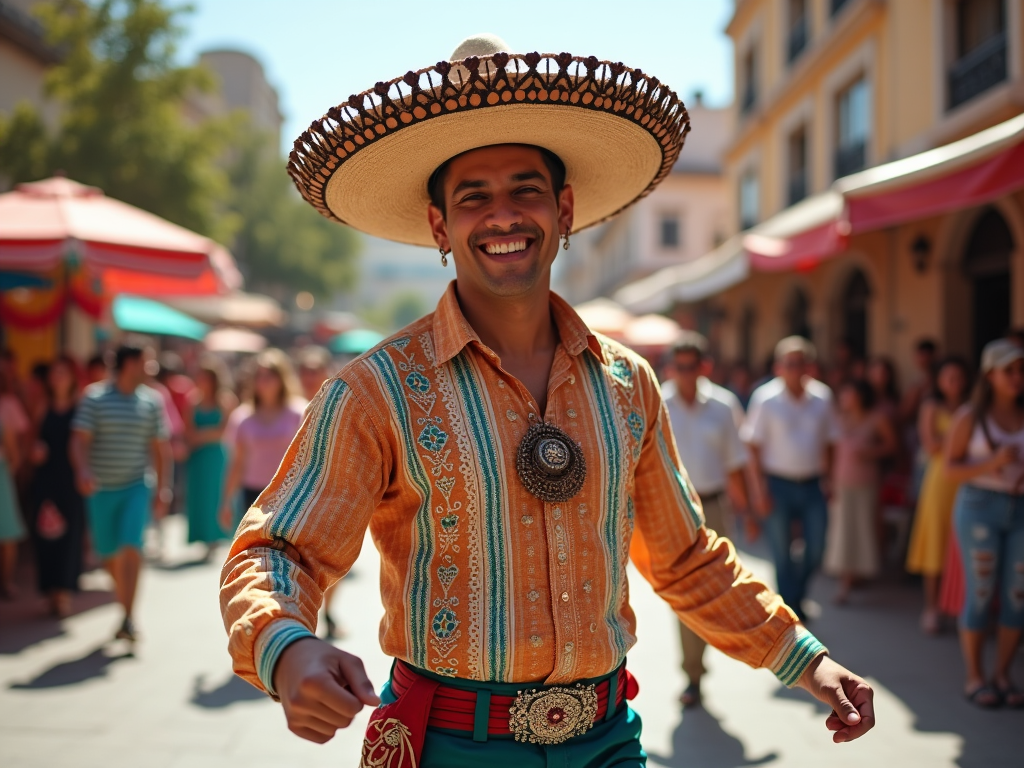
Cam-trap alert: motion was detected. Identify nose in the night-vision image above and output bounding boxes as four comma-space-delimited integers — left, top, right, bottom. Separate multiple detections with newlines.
484, 194, 524, 231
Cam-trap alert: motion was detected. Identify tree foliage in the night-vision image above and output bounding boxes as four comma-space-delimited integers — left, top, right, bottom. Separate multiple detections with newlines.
0, 0, 359, 296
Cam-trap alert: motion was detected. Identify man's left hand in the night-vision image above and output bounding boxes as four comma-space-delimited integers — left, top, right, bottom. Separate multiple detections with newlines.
797, 655, 875, 743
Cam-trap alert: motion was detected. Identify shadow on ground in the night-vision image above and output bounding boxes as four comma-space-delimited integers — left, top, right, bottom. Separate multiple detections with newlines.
0, 588, 114, 655
190, 672, 267, 709
646, 703, 778, 768
8, 645, 133, 689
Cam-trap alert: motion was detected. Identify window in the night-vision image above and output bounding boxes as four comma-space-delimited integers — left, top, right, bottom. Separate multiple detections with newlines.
787, 0, 809, 63
659, 214, 682, 249
788, 126, 808, 205
739, 171, 759, 230
948, 0, 1007, 110
830, 0, 851, 16
740, 47, 758, 115
835, 77, 870, 178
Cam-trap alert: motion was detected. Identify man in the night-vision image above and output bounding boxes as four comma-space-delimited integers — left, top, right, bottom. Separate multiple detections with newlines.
72, 346, 172, 641
660, 331, 750, 708
743, 337, 839, 622
221, 36, 874, 766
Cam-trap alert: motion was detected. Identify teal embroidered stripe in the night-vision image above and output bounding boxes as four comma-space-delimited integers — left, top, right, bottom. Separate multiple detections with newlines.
451, 353, 509, 681
257, 619, 315, 694
369, 345, 435, 669
775, 632, 826, 687
655, 429, 703, 532
582, 354, 629, 658
268, 379, 349, 547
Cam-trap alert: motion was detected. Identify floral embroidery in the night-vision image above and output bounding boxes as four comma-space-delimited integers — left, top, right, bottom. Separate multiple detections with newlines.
418, 423, 449, 453
435, 666, 458, 676
627, 411, 644, 441
610, 358, 634, 389
405, 371, 431, 393
432, 608, 459, 638
527, 590, 540, 602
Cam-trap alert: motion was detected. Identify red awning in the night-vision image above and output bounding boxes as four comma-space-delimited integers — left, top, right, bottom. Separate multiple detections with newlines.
742, 191, 848, 272
839, 112, 1024, 232
0, 177, 241, 295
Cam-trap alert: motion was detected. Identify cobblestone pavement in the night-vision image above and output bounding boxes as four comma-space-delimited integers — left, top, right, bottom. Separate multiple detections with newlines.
0, 515, 1019, 767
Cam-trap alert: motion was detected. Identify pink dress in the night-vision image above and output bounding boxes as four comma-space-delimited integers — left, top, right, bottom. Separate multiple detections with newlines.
226, 400, 306, 492
824, 416, 881, 577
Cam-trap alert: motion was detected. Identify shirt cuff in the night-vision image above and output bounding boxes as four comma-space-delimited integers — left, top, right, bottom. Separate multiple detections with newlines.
254, 618, 316, 697
766, 624, 828, 688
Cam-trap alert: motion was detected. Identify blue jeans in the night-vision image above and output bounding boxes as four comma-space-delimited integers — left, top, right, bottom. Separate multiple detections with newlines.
764, 475, 828, 617
953, 484, 1024, 631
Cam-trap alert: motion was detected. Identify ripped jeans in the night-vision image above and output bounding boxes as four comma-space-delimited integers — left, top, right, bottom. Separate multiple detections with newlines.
953, 484, 1024, 631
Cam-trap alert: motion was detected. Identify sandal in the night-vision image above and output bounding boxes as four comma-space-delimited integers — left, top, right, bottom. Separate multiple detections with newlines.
679, 682, 701, 708
965, 684, 1002, 709
996, 683, 1024, 710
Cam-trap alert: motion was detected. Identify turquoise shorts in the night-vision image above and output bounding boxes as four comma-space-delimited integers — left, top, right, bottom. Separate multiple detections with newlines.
86, 480, 151, 558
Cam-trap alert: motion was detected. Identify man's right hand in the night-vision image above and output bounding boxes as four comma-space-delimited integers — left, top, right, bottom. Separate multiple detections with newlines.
76, 470, 96, 497
273, 637, 381, 743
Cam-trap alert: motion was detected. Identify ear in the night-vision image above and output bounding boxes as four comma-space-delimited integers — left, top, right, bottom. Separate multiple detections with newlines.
428, 204, 450, 253
557, 184, 575, 237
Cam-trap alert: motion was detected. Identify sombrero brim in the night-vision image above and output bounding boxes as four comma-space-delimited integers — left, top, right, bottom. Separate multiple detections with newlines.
289, 52, 690, 247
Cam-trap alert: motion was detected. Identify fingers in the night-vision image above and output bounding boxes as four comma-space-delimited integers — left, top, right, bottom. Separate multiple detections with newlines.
338, 653, 381, 706
828, 679, 876, 743
287, 710, 346, 743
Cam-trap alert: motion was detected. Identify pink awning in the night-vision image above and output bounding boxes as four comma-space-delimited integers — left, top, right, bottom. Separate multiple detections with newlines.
743, 191, 848, 272
839, 112, 1024, 232
0, 177, 241, 294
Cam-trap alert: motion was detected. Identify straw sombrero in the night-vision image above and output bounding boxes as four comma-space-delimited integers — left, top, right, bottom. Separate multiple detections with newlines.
288, 34, 690, 247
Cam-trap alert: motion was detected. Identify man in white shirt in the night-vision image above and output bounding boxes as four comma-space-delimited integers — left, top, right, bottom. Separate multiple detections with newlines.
663, 332, 750, 707
743, 336, 839, 621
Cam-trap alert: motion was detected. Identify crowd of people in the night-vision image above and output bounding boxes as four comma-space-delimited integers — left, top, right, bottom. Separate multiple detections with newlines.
0, 343, 340, 638
1, 326, 1022, 710
662, 331, 1024, 711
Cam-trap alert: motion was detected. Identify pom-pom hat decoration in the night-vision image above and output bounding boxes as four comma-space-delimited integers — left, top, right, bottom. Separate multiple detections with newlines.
288, 34, 691, 247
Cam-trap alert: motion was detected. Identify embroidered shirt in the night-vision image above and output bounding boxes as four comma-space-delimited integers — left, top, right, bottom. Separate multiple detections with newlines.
220, 284, 825, 695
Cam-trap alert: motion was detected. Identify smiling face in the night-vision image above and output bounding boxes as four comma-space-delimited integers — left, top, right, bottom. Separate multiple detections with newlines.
427, 144, 574, 299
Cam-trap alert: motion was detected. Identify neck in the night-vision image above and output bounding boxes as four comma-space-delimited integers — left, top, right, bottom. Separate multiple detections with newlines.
52, 393, 72, 410
115, 376, 135, 395
678, 380, 698, 404
454, 279, 556, 362
785, 377, 806, 398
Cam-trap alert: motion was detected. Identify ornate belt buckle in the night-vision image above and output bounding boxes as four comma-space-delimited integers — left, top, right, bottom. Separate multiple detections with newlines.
508, 683, 599, 745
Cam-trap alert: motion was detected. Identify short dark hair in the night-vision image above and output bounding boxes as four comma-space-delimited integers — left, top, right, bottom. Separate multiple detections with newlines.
87, 354, 106, 371
114, 345, 144, 371
667, 331, 709, 361
427, 144, 567, 215
916, 339, 937, 354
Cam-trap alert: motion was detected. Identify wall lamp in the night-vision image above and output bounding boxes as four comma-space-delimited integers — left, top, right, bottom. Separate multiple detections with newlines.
911, 234, 932, 274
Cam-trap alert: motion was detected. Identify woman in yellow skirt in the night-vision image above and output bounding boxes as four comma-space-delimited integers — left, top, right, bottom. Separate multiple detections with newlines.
906, 358, 970, 634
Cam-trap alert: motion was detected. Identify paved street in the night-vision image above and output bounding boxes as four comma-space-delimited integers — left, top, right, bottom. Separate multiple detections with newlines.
0, 515, 1019, 768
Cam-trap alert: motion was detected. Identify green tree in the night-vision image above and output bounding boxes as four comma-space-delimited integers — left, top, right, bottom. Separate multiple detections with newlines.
225, 130, 360, 297
0, 0, 234, 242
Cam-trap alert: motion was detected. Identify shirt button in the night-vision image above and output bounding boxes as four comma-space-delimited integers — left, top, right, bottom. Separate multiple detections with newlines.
561, 592, 569, 602
564, 642, 574, 652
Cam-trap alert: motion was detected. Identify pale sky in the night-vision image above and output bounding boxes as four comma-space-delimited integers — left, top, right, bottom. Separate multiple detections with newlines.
178, 0, 736, 155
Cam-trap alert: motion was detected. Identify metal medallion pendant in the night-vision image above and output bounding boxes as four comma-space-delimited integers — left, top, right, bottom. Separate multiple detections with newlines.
516, 421, 586, 503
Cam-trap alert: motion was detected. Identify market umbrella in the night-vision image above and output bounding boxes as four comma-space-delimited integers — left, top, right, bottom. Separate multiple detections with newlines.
0, 177, 241, 296
112, 295, 209, 341
329, 329, 384, 355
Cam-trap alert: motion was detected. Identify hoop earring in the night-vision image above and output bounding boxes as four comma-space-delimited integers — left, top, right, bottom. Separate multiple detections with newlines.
439, 247, 448, 267
562, 232, 570, 251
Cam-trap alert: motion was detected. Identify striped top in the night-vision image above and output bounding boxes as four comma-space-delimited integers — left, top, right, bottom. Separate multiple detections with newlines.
72, 382, 169, 489
220, 284, 825, 695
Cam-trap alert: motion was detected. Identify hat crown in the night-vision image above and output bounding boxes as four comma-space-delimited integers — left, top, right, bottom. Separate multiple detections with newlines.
450, 34, 510, 61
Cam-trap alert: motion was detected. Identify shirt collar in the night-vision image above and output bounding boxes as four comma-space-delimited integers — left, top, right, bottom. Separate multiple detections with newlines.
431, 281, 606, 368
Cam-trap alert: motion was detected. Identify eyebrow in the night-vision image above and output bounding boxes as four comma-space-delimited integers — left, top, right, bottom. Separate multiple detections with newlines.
450, 170, 549, 197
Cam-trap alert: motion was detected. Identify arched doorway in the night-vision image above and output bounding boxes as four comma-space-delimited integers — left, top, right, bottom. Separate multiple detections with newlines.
784, 286, 812, 340
964, 207, 1013, 357
839, 268, 871, 359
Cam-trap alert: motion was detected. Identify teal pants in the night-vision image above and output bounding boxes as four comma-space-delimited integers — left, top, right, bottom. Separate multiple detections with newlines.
379, 676, 646, 767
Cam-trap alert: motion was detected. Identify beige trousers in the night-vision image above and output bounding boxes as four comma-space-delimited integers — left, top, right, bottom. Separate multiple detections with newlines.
679, 492, 734, 684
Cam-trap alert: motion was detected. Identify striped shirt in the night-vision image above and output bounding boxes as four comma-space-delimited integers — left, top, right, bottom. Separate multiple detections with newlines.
220, 284, 826, 695
72, 382, 169, 489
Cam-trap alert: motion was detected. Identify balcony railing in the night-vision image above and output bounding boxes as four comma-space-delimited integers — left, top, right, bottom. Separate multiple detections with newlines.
787, 18, 808, 63
788, 175, 808, 206
830, 0, 851, 16
834, 141, 866, 179
948, 32, 1008, 111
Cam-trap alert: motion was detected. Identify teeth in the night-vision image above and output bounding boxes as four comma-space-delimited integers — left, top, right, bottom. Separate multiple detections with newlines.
484, 240, 527, 255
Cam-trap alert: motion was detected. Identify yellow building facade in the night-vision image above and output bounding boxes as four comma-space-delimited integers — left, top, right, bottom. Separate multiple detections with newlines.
708, 0, 1024, 379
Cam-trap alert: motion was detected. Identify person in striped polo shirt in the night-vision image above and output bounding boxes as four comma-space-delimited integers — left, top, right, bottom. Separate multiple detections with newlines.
71, 346, 172, 642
